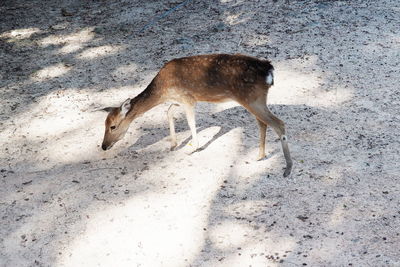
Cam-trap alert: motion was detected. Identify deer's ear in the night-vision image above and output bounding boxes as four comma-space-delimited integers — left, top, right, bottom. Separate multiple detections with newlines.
120, 98, 131, 117
100, 107, 115, 113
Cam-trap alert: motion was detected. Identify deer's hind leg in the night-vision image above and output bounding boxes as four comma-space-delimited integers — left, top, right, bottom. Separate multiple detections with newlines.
241, 97, 293, 177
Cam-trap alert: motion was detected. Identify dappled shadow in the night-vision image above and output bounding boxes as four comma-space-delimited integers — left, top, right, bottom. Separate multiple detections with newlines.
1, 0, 400, 266
190, 161, 400, 265
0, 139, 173, 266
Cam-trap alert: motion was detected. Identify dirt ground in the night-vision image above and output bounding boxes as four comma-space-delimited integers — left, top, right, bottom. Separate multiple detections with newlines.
1, 0, 399, 266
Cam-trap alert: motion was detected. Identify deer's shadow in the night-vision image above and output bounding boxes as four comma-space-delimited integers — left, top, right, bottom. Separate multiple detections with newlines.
129, 106, 244, 150
127, 104, 303, 160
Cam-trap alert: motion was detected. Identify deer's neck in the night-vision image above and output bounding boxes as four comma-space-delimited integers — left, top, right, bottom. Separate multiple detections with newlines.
127, 80, 163, 121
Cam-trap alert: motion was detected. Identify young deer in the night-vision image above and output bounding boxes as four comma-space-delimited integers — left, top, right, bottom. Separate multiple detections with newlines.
101, 54, 292, 177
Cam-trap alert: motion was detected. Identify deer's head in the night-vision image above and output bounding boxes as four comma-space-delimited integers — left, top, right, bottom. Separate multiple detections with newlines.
101, 98, 132, 150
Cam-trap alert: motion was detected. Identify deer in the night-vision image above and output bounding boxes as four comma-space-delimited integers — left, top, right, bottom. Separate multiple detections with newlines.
100, 54, 292, 177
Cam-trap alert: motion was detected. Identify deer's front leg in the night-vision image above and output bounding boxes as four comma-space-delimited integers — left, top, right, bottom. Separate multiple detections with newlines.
183, 103, 199, 152
167, 104, 180, 150
257, 119, 267, 160
167, 104, 179, 150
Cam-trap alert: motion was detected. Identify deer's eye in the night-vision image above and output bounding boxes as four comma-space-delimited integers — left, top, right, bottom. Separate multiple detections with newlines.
110, 126, 116, 130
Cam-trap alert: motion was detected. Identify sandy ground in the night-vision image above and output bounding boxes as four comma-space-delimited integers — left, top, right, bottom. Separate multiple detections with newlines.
1, 0, 400, 266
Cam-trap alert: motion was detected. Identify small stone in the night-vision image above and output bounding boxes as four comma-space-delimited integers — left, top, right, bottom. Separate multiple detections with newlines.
211, 22, 227, 32
61, 8, 74, 17
297, 215, 309, 221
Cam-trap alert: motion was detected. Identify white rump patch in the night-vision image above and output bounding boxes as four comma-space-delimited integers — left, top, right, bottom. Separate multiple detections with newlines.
266, 70, 274, 85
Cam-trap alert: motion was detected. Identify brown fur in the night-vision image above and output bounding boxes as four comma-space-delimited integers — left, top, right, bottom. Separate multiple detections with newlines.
155, 54, 273, 103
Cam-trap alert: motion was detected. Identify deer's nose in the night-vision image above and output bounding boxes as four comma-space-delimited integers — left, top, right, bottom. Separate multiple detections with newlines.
101, 144, 108, 150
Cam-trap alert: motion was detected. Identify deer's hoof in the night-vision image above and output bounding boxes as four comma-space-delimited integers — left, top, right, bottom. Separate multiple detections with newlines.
283, 169, 291, 177
257, 154, 266, 161
283, 162, 293, 177
170, 142, 178, 151
184, 144, 199, 155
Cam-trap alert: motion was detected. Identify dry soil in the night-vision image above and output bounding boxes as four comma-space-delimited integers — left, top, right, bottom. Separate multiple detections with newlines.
1, 0, 400, 266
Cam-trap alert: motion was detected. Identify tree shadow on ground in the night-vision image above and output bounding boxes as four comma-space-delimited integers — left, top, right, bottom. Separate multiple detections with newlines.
1, 0, 400, 266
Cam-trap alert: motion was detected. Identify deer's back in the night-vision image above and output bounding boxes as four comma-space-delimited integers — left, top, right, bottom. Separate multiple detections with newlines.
156, 54, 274, 103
